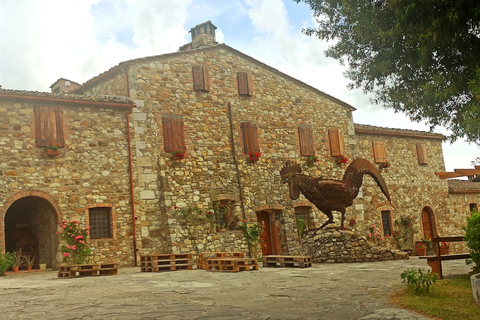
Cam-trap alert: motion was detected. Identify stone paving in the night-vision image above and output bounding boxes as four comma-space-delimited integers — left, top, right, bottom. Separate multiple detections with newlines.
0, 258, 472, 320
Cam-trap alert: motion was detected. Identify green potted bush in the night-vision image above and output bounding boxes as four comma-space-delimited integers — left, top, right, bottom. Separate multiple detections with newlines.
0, 252, 15, 276
11, 251, 25, 272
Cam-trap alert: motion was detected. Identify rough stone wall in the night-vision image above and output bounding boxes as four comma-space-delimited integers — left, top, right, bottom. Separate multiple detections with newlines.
302, 228, 409, 263
353, 131, 449, 241
81, 45, 358, 257
0, 99, 134, 266
444, 193, 479, 252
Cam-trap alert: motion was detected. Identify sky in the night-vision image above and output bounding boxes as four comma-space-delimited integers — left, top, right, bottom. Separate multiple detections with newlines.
0, 0, 478, 172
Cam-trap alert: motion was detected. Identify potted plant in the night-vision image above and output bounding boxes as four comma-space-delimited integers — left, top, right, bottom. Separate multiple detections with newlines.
379, 160, 391, 169
24, 254, 36, 271
248, 152, 261, 162
172, 150, 185, 160
439, 241, 450, 255
12, 251, 25, 272
415, 241, 427, 256
306, 155, 319, 165
0, 252, 15, 276
44, 146, 60, 156
336, 154, 348, 164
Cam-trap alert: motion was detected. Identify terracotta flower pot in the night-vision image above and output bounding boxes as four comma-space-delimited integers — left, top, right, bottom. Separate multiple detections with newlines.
12, 266, 19, 272
415, 247, 427, 256
26, 266, 33, 271
440, 245, 449, 255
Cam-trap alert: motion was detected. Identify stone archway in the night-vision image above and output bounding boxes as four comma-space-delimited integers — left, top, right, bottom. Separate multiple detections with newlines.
3, 192, 61, 268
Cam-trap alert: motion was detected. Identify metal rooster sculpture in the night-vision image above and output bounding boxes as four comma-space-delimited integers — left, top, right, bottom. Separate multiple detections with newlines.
280, 158, 391, 229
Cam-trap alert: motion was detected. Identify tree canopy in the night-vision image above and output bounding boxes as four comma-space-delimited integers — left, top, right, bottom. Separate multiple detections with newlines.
295, 0, 480, 144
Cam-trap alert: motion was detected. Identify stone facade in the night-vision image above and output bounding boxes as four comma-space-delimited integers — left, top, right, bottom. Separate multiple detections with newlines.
1, 22, 478, 267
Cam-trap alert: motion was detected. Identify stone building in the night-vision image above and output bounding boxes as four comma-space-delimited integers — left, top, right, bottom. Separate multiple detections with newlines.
1, 21, 478, 267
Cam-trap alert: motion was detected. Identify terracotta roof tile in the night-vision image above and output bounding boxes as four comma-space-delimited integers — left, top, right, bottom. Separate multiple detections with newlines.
0, 88, 134, 105
448, 179, 480, 193
354, 123, 445, 140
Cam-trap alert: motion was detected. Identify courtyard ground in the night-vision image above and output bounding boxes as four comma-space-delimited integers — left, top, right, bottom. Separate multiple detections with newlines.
0, 258, 472, 319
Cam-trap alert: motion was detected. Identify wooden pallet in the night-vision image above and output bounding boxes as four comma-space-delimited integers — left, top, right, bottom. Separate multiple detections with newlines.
58, 263, 119, 278
206, 257, 258, 272
262, 255, 312, 268
197, 252, 245, 270
139, 254, 193, 272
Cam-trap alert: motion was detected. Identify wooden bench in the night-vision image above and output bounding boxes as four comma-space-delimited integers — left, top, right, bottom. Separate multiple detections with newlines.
418, 236, 471, 279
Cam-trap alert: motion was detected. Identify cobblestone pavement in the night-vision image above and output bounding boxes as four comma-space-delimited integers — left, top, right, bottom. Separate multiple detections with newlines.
0, 258, 471, 320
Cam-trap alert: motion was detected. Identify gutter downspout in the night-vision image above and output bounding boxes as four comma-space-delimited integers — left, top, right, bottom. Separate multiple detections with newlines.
227, 102, 251, 258
125, 72, 138, 266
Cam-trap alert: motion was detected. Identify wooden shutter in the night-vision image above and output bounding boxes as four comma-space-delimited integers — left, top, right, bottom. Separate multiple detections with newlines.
192, 65, 210, 91
237, 72, 253, 96
162, 116, 185, 153
372, 141, 387, 163
298, 126, 315, 156
416, 143, 428, 164
241, 122, 259, 154
34, 106, 47, 147
328, 128, 344, 157
54, 107, 65, 147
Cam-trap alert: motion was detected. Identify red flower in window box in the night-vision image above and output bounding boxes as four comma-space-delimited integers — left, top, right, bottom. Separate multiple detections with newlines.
172, 151, 185, 160
248, 152, 261, 162
336, 155, 348, 164
379, 160, 391, 169
45, 146, 60, 156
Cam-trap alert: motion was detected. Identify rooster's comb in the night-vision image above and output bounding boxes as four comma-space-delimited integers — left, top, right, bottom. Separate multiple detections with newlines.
280, 160, 302, 178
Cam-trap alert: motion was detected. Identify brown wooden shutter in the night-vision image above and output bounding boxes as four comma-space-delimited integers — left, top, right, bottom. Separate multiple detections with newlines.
192, 65, 210, 91
298, 126, 315, 156
328, 128, 344, 157
416, 143, 428, 164
237, 72, 253, 96
162, 116, 185, 153
241, 122, 259, 154
34, 106, 47, 147
54, 107, 65, 147
372, 141, 387, 163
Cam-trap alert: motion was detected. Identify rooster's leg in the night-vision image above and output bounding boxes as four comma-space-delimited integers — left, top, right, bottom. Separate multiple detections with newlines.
340, 209, 346, 227
318, 211, 334, 229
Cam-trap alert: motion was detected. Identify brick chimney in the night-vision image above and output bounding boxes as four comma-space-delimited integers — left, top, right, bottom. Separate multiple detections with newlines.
50, 78, 80, 94
179, 20, 217, 51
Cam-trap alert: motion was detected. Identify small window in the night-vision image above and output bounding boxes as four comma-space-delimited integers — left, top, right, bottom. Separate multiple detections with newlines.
34, 106, 65, 148
213, 200, 234, 231
416, 143, 428, 164
298, 125, 315, 156
372, 141, 387, 163
381, 210, 392, 236
89, 207, 112, 239
162, 115, 185, 153
295, 206, 311, 237
328, 128, 344, 157
240, 122, 260, 155
470, 203, 478, 213
192, 65, 210, 91
237, 72, 253, 96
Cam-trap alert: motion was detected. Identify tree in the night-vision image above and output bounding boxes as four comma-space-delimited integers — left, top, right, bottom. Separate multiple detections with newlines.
295, 0, 480, 144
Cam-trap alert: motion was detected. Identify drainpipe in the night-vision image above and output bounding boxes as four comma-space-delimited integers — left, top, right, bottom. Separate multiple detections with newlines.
125, 72, 138, 266
227, 102, 251, 257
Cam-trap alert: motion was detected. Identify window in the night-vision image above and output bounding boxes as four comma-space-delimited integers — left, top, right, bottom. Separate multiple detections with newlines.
89, 207, 112, 239
34, 106, 65, 148
298, 125, 315, 156
328, 128, 344, 157
237, 72, 253, 96
416, 143, 428, 164
295, 206, 311, 236
381, 210, 392, 236
372, 141, 387, 163
470, 203, 478, 212
192, 65, 210, 91
162, 115, 185, 153
240, 122, 260, 155
213, 200, 234, 231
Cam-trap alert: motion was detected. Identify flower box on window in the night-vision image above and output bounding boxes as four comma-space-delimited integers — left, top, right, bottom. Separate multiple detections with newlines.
336, 154, 348, 164
172, 151, 185, 160
248, 152, 261, 162
45, 146, 60, 156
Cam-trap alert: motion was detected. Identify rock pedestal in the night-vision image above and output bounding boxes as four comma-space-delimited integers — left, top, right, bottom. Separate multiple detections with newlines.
301, 228, 409, 263
471, 273, 480, 304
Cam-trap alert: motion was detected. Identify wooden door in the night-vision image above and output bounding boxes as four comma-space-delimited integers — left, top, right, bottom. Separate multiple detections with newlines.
421, 208, 434, 239
257, 211, 272, 256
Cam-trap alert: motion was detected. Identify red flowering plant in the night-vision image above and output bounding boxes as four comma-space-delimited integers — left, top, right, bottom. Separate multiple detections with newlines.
367, 224, 384, 245
439, 241, 449, 247
172, 151, 185, 160
336, 155, 348, 164
306, 155, 319, 165
248, 152, 261, 162
379, 160, 391, 169
57, 220, 91, 265
415, 242, 427, 248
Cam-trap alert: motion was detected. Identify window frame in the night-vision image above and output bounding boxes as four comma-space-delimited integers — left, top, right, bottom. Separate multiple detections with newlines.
192, 65, 210, 91
237, 72, 253, 96
381, 210, 393, 236
34, 106, 65, 148
298, 125, 315, 156
328, 128, 345, 157
416, 143, 428, 164
162, 115, 186, 154
88, 206, 113, 240
240, 121, 260, 155
372, 141, 387, 164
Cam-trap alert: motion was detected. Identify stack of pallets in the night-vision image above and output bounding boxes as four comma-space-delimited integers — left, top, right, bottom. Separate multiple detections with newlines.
58, 263, 119, 278
262, 255, 312, 268
196, 252, 245, 270
140, 253, 193, 272
206, 257, 258, 272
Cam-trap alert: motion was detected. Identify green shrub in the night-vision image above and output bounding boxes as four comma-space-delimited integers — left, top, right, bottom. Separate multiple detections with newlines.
400, 269, 437, 293
464, 209, 480, 273
0, 252, 15, 275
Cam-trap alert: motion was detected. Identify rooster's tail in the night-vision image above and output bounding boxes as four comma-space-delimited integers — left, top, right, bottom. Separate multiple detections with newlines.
342, 158, 391, 203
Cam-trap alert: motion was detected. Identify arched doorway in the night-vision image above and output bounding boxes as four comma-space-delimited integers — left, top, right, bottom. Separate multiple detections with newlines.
4, 196, 59, 268
421, 206, 437, 240
256, 210, 282, 255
